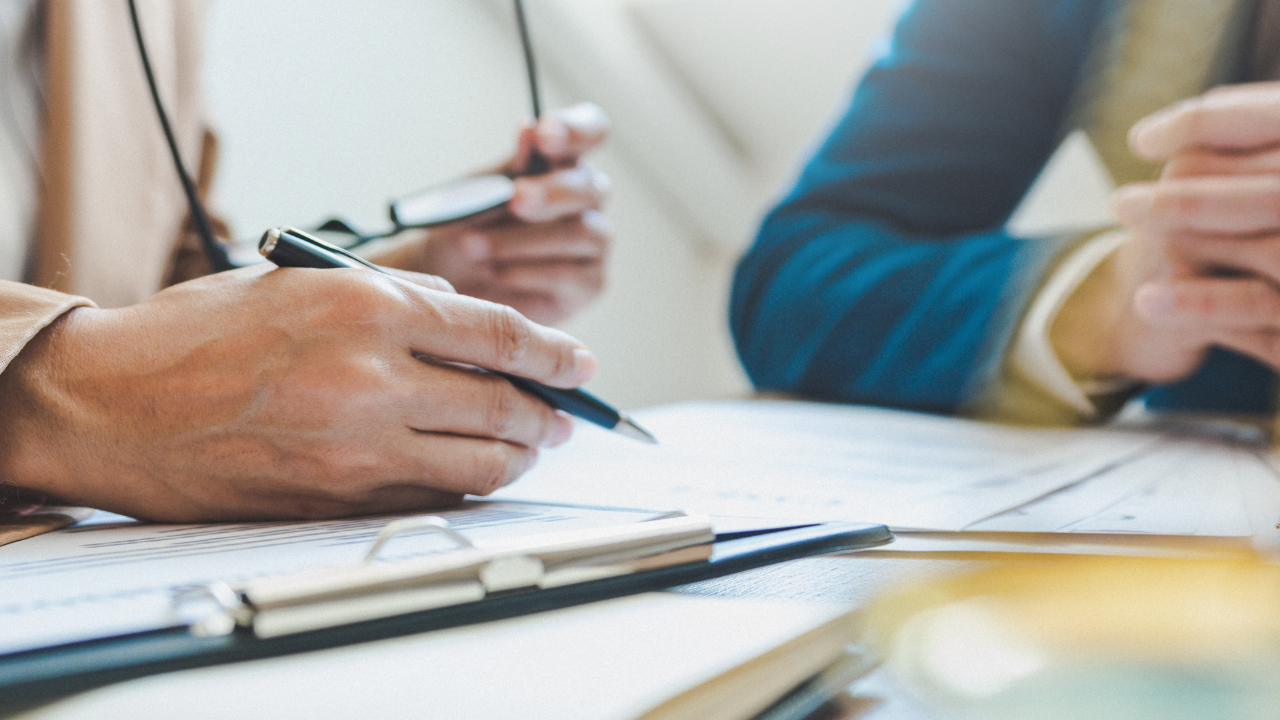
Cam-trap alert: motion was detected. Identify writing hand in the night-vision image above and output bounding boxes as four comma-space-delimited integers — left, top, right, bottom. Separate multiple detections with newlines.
0, 265, 595, 522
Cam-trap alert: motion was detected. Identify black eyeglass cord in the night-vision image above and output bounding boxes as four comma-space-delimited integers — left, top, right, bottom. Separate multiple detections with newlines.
126, 0, 235, 272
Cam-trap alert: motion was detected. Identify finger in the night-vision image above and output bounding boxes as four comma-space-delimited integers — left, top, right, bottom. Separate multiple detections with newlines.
393, 434, 540, 496
401, 358, 574, 449
509, 166, 611, 222
1113, 176, 1280, 235
1166, 233, 1280, 285
1134, 278, 1280, 330
382, 266, 456, 294
510, 121, 541, 176
1163, 147, 1280, 179
1206, 328, 1280, 371
395, 288, 597, 387
1129, 81, 1280, 159
483, 213, 609, 263
491, 260, 604, 301
534, 102, 610, 162
246, 484, 466, 521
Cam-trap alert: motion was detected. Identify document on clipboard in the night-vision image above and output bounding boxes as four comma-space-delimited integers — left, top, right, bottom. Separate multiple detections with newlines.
0, 499, 891, 713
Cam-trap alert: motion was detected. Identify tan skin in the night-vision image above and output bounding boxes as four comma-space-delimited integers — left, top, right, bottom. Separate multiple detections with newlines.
0, 105, 610, 522
1052, 81, 1280, 386
375, 103, 612, 327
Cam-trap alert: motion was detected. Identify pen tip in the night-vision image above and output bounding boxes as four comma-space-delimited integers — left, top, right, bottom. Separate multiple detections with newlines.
614, 416, 658, 444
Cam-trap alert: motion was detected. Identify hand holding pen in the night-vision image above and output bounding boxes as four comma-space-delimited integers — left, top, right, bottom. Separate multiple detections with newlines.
261, 227, 656, 444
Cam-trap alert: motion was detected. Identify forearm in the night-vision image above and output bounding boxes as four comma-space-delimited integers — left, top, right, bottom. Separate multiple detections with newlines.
0, 285, 94, 510
731, 211, 1068, 414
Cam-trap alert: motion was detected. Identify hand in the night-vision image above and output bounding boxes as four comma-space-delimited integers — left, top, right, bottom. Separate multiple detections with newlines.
1051, 82, 1280, 383
377, 103, 612, 326
0, 265, 596, 522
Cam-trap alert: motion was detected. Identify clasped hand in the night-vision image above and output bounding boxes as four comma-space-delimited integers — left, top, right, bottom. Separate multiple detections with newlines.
1055, 82, 1280, 384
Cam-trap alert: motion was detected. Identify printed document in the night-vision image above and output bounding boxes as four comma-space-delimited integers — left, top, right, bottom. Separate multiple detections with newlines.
496, 400, 1279, 541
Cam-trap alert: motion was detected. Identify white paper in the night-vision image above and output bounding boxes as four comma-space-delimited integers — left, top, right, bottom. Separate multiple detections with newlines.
0, 500, 654, 656
972, 439, 1254, 537
497, 400, 1160, 530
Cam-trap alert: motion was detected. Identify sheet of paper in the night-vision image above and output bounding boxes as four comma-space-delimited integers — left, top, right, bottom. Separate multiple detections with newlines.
970, 438, 1254, 537
0, 500, 655, 656
876, 532, 1252, 558
497, 400, 1161, 531
1242, 452, 1280, 554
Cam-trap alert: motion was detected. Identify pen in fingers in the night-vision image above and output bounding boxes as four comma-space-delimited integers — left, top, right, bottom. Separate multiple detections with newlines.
258, 227, 657, 444
513, 0, 551, 175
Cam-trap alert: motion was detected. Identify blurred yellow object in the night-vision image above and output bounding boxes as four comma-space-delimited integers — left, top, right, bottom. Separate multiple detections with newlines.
865, 557, 1280, 720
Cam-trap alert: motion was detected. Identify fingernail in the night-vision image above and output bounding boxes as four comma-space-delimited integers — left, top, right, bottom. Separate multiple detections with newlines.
462, 233, 489, 260
546, 411, 575, 447
571, 347, 598, 384
1127, 115, 1165, 158
1128, 100, 1191, 159
1113, 185, 1155, 224
1134, 284, 1176, 318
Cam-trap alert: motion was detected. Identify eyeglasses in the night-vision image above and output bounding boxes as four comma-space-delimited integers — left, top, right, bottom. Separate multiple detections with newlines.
313, 173, 519, 248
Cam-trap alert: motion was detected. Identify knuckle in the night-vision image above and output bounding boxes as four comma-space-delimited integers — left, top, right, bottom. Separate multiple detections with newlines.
487, 305, 534, 366
482, 381, 519, 439
319, 271, 402, 322
471, 445, 518, 496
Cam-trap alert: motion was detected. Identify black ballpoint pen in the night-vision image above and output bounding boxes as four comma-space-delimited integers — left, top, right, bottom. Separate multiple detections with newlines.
258, 227, 657, 444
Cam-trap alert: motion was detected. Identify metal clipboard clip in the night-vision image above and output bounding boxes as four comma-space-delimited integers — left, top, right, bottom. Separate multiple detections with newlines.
176, 513, 715, 639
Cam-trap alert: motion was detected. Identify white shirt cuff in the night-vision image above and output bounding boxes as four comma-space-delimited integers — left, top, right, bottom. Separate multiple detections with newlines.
1008, 229, 1131, 418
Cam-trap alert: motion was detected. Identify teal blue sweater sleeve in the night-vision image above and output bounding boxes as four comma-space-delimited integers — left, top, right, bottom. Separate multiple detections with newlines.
730, 0, 1106, 414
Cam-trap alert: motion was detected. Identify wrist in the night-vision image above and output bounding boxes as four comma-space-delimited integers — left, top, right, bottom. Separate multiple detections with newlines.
1049, 237, 1143, 383
0, 308, 94, 504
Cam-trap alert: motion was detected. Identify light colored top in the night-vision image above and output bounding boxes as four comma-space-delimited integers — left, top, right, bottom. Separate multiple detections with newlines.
1007, 229, 1132, 419
0, 0, 41, 283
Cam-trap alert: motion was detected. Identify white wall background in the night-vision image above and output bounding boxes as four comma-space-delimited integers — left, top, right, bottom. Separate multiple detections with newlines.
205, 1, 1110, 412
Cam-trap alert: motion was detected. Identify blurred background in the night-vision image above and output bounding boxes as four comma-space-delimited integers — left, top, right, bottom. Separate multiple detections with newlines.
204, 0, 1112, 412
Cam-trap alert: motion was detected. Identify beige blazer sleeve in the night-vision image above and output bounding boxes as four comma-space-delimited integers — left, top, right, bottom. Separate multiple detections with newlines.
0, 280, 93, 376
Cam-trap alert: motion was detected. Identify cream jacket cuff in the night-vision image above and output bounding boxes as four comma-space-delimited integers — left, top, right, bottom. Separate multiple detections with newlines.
0, 281, 94, 375
1007, 229, 1131, 419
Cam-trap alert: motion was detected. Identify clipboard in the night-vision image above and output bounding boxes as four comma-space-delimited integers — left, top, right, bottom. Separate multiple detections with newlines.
0, 516, 891, 713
